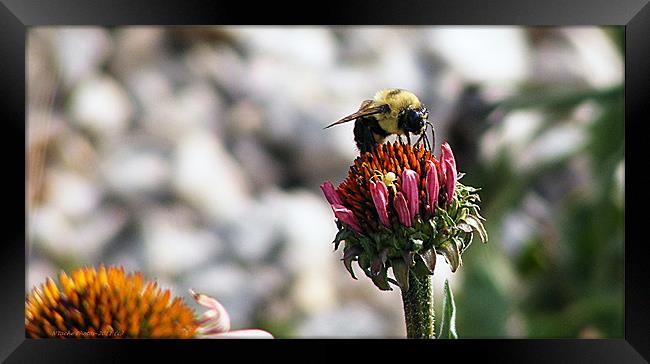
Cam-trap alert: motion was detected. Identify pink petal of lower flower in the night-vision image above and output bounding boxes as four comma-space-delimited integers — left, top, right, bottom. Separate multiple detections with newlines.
189, 289, 231, 333
203, 329, 274, 339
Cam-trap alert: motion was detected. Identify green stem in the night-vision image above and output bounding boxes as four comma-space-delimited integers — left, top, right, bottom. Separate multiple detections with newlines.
401, 270, 434, 338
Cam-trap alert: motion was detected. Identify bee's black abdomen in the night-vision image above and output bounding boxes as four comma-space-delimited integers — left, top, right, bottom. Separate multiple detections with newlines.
355, 116, 391, 153
354, 117, 376, 153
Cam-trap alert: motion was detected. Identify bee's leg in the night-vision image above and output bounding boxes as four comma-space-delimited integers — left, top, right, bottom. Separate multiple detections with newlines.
398, 135, 404, 144
406, 133, 411, 146
415, 133, 425, 146
423, 133, 431, 151
426, 121, 436, 150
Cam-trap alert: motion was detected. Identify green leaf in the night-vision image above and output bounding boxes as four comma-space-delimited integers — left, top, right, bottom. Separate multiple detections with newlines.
342, 245, 362, 280
391, 259, 409, 292
457, 222, 473, 233
402, 251, 415, 267
419, 248, 437, 274
371, 268, 392, 291
465, 215, 488, 244
370, 248, 389, 277
461, 232, 474, 252
410, 238, 424, 252
438, 239, 461, 272
358, 253, 370, 270
438, 279, 458, 339
413, 254, 432, 277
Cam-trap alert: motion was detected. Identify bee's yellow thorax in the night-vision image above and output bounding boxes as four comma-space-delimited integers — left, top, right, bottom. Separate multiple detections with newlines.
372, 89, 422, 135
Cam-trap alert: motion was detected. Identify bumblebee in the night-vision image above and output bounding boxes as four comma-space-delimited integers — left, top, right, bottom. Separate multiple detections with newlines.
325, 89, 433, 153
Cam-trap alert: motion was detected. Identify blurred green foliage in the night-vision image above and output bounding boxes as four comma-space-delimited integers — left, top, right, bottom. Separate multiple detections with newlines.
454, 28, 624, 338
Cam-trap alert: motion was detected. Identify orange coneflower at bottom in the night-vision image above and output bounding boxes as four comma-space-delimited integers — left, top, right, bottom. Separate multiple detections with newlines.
25, 265, 198, 338
25, 265, 273, 339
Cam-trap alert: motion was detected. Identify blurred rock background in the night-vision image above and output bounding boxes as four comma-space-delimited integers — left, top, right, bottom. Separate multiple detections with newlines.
26, 26, 623, 338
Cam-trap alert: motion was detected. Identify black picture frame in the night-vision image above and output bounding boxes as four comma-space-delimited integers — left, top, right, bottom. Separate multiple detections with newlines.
2, 0, 648, 362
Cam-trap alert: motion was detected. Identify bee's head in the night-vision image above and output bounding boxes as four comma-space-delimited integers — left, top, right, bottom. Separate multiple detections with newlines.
399, 107, 428, 134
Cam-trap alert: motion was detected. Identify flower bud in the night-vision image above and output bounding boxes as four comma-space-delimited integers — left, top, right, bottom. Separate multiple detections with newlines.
369, 180, 391, 228
425, 160, 439, 211
394, 192, 412, 227
401, 169, 419, 220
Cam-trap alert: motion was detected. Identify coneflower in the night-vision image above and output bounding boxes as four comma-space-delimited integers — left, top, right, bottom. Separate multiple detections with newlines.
25, 265, 272, 339
321, 141, 487, 338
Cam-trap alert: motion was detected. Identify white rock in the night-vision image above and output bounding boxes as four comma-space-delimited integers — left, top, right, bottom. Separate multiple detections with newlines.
276, 190, 339, 273
112, 27, 165, 75
226, 100, 264, 137
126, 67, 174, 112
172, 131, 251, 224
297, 303, 389, 337
231, 139, 282, 190
54, 28, 112, 87
185, 44, 248, 97
142, 207, 222, 277
292, 270, 337, 313
101, 147, 169, 196
369, 38, 423, 93
30, 204, 126, 262
428, 27, 530, 84
45, 168, 101, 219
140, 83, 222, 140
68, 75, 133, 138
228, 27, 336, 68
29, 204, 73, 255
248, 265, 286, 299
56, 129, 98, 174
561, 28, 623, 88
226, 197, 280, 263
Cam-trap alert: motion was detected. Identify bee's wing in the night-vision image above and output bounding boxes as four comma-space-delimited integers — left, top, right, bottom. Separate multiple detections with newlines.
324, 100, 389, 129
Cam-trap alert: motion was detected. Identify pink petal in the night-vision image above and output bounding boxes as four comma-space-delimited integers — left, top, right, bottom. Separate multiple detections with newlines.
444, 159, 456, 205
332, 204, 362, 233
203, 329, 274, 339
401, 169, 419, 219
369, 180, 391, 228
425, 160, 439, 211
440, 142, 456, 184
394, 192, 412, 227
189, 289, 230, 334
320, 181, 343, 206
